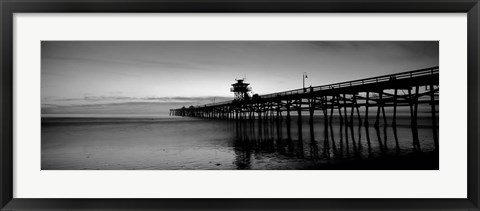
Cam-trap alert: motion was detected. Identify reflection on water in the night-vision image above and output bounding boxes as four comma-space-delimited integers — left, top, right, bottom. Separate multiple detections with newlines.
231, 115, 438, 170
42, 115, 438, 170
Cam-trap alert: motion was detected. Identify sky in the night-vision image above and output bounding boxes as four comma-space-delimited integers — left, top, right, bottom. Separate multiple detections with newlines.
41, 41, 439, 116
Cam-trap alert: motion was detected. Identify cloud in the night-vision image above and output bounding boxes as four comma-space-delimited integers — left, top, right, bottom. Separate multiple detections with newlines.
43, 55, 207, 71
42, 96, 232, 108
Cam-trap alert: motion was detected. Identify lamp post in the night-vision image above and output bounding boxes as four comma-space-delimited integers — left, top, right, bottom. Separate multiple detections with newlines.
303, 72, 308, 92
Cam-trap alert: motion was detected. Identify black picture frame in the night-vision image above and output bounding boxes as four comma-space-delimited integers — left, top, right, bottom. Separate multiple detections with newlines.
1, 0, 479, 210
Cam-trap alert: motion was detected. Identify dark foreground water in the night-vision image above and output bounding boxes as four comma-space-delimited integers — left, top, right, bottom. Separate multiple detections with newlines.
41, 115, 438, 170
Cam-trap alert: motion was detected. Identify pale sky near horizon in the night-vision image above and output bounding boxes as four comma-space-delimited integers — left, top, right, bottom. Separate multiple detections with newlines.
41, 41, 438, 115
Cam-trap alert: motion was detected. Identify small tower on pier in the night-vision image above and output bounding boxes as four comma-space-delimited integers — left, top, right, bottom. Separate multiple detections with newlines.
231, 79, 252, 101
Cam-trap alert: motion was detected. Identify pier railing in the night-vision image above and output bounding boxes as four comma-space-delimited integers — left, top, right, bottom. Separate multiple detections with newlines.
260, 66, 438, 99
197, 66, 438, 108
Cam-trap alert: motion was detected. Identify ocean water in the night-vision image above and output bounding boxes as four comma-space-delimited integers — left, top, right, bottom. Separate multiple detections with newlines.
41, 115, 438, 170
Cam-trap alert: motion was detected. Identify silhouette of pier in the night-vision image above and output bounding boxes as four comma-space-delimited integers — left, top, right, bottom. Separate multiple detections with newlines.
170, 66, 439, 152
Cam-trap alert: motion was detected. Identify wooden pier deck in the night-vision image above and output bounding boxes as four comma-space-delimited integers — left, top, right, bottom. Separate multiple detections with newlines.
170, 66, 439, 151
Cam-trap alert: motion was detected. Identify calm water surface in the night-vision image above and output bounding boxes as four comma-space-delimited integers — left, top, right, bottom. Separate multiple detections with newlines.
41, 115, 438, 170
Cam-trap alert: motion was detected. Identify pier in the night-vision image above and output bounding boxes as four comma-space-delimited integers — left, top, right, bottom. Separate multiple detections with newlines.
170, 66, 439, 152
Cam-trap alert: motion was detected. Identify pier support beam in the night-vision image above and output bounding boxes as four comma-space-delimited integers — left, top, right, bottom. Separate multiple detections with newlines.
392, 89, 398, 127
309, 98, 315, 125
409, 86, 421, 151
343, 94, 349, 156
430, 84, 439, 152
365, 92, 370, 126
322, 96, 330, 158
286, 102, 291, 123
374, 90, 383, 128
297, 99, 303, 143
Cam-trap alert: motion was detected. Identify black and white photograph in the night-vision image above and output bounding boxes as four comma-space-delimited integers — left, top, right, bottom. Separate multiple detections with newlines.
41, 41, 439, 170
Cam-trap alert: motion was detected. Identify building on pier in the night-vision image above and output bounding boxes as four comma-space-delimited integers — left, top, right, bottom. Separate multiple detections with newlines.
230, 79, 252, 101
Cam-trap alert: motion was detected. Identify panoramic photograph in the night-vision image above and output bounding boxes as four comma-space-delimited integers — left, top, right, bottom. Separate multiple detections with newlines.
41, 41, 439, 170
